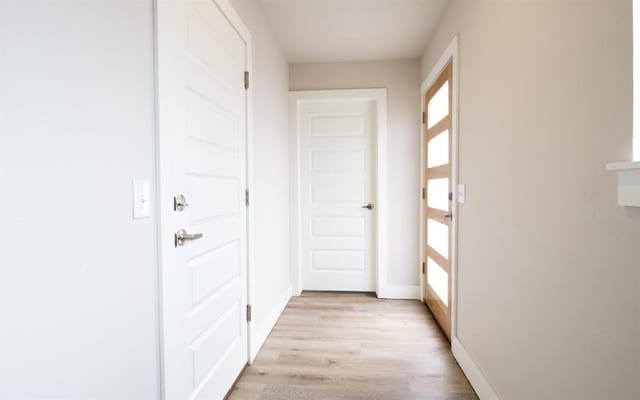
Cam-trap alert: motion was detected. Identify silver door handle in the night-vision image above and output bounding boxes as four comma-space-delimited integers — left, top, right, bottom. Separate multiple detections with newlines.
174, 229, 203, 247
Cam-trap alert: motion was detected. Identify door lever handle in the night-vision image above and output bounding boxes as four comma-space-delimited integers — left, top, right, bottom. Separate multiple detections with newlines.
174, 229, 204, 247
361, 203, 374, 210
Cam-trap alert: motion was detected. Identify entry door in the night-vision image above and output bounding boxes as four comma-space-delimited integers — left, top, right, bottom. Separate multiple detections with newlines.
156, 1, 248, 399
299, 99, 376, 292
423, 61, 453, 339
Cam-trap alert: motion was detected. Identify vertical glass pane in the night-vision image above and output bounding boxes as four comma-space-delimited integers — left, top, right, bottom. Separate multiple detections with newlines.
427, 219, 449, 259
427, 81, 449, 129
427, 178, 449, 211
427, 130, 449, 168
427, 257, 448, 306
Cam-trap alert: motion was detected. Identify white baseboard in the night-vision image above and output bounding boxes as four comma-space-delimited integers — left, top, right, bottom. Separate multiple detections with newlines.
377, 284, 420, 300
452, 337, 500, 400
248, 284, 292, 362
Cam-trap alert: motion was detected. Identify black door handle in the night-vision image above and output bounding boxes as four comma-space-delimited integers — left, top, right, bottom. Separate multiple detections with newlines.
361, 203, 374, 210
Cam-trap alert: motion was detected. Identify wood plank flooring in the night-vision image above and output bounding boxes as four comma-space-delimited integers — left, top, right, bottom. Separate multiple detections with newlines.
227, 292, 478, 400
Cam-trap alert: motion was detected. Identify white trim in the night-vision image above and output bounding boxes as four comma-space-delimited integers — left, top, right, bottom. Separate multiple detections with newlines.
289, 89, 388, 297
215, 0, 250, 40
419, 34, 460, 335
606, 161, 640, 170
150, 2, 165, 399
422, 34, 500, 400
289, 95, 302, 295
452, 338, 500, 400
249, 284, 292, 363
382, 285, 420, 300
608, 1, 638, 184
606, 161, 640, 207
634, 0, 639, 161
213, 0, 257, 368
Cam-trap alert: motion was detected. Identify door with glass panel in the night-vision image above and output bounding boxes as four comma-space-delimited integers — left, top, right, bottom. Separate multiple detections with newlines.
423, 60, 453, 339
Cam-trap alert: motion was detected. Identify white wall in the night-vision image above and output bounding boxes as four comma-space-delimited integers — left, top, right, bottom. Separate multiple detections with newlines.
421, 1, 640, 398
290, 60, 421, 296
229, 0, 292, 358
0, 0, 291, 396
0, 2, 159, 399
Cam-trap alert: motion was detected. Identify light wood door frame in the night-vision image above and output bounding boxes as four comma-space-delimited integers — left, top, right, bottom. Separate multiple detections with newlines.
419, 36, 459, 341
423, 61, 452, 339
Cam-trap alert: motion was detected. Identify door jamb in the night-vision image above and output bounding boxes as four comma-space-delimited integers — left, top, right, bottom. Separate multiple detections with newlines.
420, 35, 459, 338
288, 89, 388, 297
208, 0, 256, 363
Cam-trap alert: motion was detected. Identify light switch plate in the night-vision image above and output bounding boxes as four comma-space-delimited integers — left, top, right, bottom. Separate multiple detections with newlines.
133, 179, 151, 219
457, 184, 466, 204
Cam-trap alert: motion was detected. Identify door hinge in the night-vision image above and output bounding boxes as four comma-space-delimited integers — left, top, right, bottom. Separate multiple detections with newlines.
244, 71, 249, 89
422, 187, 426, 200
245, 189, 249, 207
422, 111, 426, 125
246, 304, 252, 322
448, 191, 453, 201
422, 262, 426, 274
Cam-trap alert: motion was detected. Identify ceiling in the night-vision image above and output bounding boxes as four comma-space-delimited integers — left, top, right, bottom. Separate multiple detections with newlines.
257, 0, 449, 63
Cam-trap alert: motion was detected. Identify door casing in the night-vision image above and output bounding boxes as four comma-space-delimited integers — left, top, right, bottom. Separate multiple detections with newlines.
289, 89, 388, 297
419, 35, 460, 339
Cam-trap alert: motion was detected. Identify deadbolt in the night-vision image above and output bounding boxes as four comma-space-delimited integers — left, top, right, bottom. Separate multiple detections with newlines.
174, 194, 189, 211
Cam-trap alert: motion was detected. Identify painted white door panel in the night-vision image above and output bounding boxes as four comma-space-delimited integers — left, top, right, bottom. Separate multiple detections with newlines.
300, 100, 376, 292
157, 0, 247, 399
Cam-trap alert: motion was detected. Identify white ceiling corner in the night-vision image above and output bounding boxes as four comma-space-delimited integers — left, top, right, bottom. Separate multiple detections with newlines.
257, 0, 450, 63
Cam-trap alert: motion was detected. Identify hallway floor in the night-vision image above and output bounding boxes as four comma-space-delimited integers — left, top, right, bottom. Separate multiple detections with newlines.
227, 292, 478, 400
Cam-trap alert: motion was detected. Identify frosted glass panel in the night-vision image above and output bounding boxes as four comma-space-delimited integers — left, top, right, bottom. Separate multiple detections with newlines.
427, 178, 449, 211
427, 257, 448, 306
427, 81, 449, 129
428, 130, 449, 168
427, 219, 448, 259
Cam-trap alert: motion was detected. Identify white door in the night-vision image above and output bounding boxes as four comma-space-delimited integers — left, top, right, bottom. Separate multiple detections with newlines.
156, 1, 248, 399
299, 99, 376, 292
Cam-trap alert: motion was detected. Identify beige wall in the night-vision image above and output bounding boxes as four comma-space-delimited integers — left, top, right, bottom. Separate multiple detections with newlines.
421, 0, 640, 398
290, 60, 422, 290
229, 0, 292, 353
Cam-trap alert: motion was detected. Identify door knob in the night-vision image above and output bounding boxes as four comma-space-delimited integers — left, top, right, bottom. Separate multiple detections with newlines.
174, 229, 203, 247
174, 194, 190, 211
361, 203, 374, 210
444, 212, 452, 219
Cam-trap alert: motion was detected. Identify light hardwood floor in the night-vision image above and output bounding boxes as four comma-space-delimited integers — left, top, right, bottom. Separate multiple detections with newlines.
227, 292, 478, 400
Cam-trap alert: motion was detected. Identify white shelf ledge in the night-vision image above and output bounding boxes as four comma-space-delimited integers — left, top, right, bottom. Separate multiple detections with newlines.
606, 161, 640, 207
606, 161, 640, 171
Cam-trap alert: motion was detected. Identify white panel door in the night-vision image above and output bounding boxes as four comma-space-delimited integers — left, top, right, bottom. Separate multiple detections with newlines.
300, 100, 376, 292
156, 1, 248, 399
